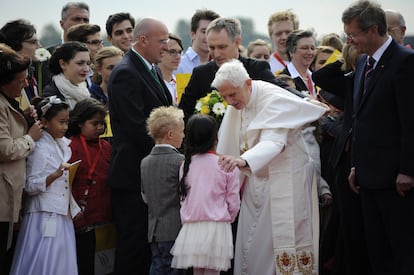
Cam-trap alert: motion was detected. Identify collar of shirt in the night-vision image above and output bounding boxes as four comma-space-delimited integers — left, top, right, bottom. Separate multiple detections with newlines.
184, 47, 200, 62
370, 36, 392, 69
131, 47, 153, 71
287, 62, 312, 80
154, 144, 179, 152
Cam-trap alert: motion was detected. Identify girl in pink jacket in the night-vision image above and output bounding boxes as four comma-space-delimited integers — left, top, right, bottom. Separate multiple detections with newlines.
171, 114, 240, 275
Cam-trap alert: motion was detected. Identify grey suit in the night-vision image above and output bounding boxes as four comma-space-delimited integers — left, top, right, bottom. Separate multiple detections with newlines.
141, 145, 184, 242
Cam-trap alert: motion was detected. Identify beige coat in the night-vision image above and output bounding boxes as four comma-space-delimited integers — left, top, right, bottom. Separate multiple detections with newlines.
0, 93, 34, 223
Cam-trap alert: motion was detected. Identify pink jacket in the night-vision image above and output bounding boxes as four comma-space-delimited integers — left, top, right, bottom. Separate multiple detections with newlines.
180, 153, 240, 223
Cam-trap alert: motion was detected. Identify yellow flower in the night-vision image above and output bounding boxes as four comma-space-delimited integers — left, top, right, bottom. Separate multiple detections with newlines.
200, 105, 210, 115
201, 96, 210, 105
195, 90, 227, 126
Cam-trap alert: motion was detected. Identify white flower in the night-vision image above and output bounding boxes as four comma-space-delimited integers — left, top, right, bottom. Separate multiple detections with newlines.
212, 102, 226, 115
34, 48, 51, 62
195, 101, 203, 111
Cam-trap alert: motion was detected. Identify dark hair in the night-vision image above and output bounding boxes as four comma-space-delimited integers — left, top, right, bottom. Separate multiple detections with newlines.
68, 98, 106, 136
169, 33, 183, 51
48, 41, 89, 75
286, 29, 314, 61
0, 43, 31, 85
61, 2, 89, 20
67, 23, 101, 42
0, 19, 36, 52
178, 114, 218, 200
191, 9, 220, 33
342, 0, 387, 36
106, 12, 135, 37
36, 96, 70, 121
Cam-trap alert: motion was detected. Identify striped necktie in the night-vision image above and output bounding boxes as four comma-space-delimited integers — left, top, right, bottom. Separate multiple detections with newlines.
363, 56, 375, 94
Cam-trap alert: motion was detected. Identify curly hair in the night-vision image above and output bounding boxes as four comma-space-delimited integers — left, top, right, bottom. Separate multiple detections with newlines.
146, 106, 184, 141
68, 98, 106, 136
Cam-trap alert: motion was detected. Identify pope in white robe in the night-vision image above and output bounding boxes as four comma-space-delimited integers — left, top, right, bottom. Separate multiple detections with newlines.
212, 59, 328, 275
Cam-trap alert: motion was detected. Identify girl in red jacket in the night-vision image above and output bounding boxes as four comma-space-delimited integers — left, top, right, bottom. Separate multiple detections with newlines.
68, 98, 112, 275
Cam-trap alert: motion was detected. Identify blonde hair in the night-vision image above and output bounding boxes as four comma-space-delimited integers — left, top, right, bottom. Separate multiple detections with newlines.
146, 106, 184, 141
246, 39, 272, 57
341, 44, 358, 72
91, 46, 124, 84
311, 45, 335, 69
320, 33, 344, 52
267, 9, 299, 37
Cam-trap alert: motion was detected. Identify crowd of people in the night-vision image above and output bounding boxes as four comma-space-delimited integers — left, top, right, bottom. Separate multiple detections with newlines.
0, 1, 413, 275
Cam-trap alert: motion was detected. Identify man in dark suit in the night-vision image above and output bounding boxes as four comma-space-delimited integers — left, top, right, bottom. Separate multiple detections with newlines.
312, 54, 373, 274
107, 17, 172, 275
342, 1, 414, 274
179, 17, 299, 120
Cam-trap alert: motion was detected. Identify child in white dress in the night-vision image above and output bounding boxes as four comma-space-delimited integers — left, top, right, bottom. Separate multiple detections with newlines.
10, 96, 81, 275
171, 114, 240, 275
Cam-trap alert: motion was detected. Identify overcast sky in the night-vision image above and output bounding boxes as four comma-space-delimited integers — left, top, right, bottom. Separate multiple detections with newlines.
1, 0, 412, 41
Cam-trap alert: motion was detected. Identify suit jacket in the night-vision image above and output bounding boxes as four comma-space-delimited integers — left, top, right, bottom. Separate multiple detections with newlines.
178, 56, 296, 119
312, 60, 354, 168
108, 50, 172, 192
140, 145, 184, 242
352, 40, 414, 189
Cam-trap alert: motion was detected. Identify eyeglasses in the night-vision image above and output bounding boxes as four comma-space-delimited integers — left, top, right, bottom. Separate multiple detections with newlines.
296, 46, 315, 52
24, 39, 40, 45
344, 28, 367, 41
387, 26, 401, 33
143, 35, 169, 45
84, 39, 103, 45
165, 49, 182, 57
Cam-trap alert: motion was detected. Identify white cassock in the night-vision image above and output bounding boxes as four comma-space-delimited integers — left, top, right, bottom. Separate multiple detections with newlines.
217, 80, 327, 275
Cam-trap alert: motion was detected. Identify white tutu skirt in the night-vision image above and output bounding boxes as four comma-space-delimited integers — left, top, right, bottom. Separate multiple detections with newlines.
171, 221, 233, 271
10, 212, 78, 275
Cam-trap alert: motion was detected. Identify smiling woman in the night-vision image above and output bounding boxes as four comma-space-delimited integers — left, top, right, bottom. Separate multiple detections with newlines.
282, 29, 317, 98
42, 41, 91, 110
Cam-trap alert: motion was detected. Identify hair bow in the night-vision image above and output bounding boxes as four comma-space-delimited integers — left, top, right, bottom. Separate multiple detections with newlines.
41, 95, 62, 115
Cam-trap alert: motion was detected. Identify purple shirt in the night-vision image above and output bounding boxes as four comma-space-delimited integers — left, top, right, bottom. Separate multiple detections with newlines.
179, 153, 240, 223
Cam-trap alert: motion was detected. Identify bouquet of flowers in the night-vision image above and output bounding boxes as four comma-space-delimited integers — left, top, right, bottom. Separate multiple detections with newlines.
195, 90, 227, 126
